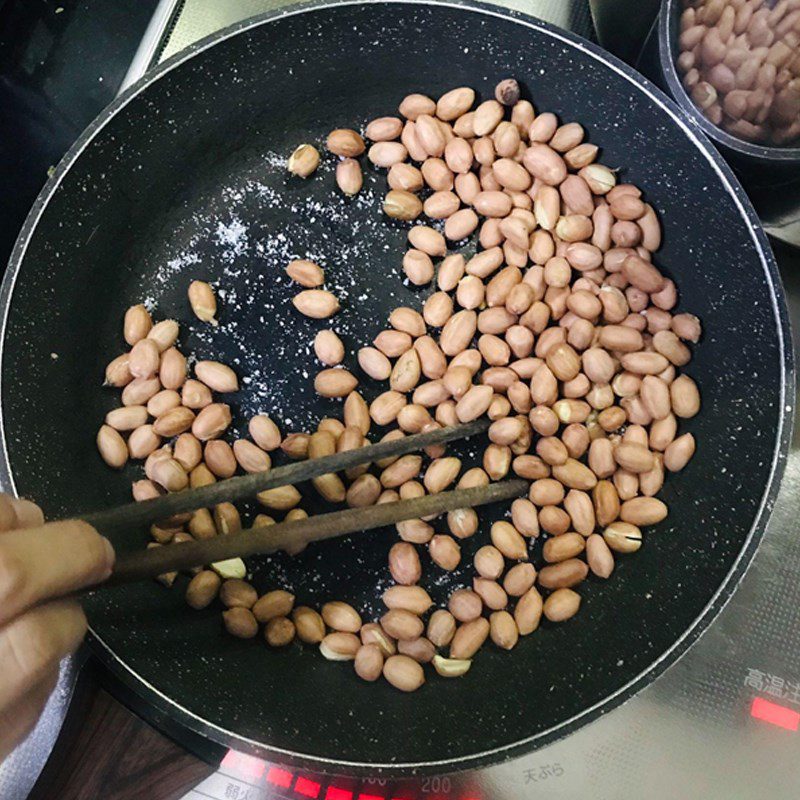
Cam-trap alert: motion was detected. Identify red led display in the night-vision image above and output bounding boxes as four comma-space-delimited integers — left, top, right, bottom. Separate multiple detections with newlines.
325, 788, 353, 800
295, 776, 322, 798
751, 697, 800, 731
357, 794, 384, 800
267, 767, 294, 788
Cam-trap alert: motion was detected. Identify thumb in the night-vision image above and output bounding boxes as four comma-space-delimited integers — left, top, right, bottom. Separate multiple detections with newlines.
0, 520, 114, 626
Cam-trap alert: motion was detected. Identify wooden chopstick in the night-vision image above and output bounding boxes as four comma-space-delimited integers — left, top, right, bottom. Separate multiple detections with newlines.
81, 418, 490, 536
104, 479, 527, 587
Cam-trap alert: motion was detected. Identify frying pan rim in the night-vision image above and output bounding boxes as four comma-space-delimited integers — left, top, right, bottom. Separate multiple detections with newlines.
0, 0, 793, 775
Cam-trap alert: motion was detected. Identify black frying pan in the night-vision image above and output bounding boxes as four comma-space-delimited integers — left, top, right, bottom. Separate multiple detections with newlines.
0, 0, 792, 776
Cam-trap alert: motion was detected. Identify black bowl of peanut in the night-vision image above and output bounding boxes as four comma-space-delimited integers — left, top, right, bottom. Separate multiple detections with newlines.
0, 0, 793, 776
659, 0, 800, 173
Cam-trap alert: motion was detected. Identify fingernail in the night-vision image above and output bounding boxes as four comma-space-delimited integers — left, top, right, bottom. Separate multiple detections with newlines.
102, 537, 116, 573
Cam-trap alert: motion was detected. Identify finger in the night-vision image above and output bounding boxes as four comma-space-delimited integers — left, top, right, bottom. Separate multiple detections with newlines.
0, 664, 59, 761
0, 520, 114, 624
10, 498, 45, 529
0, 600, 86, 712
0, 494, 16, 532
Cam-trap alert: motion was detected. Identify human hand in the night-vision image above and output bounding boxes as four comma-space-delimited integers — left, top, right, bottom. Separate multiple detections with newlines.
0, 495, 114, 759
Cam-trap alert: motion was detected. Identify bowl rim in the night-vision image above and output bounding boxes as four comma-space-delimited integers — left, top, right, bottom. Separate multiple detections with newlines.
658, 0, 800, 161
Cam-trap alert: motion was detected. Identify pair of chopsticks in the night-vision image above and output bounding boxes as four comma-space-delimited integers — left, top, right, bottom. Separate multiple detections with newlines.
84, 418, 527, 587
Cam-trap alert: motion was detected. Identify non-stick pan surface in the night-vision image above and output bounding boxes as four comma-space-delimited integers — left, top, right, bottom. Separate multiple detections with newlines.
0, 0, 792, 775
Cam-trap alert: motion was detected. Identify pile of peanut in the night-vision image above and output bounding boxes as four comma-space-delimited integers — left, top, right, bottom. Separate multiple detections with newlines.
678, 0, 800, 144
97, 78, 702, 693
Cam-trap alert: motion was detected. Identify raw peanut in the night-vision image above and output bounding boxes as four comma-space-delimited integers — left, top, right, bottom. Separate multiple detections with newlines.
455, 384, 492, 423
474, 190, 513, 218
536, 436, 568, 467
314, 330, 345, 366
474, 545, 504, 580
514, 587, 543, 635
543, 531, 586, 564
456, 275, 485, 309
150, 456, 188, 492
538, 558, 588, 589
312, 367, 357, 398
389, 541, 422, 585
181, 379, 212, 410
585, 533, 615, 578
488, 417, 523, 446
204, 440, 237, 478
220, 579, 258, 609
403, 249, 435, 285
556, 214, 593, 243
653, 330, 691, 366
483, 443, 511, 480
369, 141, 408, 168
336, 158, 363, 195
189, 464, 216, 489
474, 578, 508, 611
423, 456, 461, 494
530, 478, 565, 506
223, 608, 259, 639
534, 185, 560, 231
105, 405, 147, 432
423, 611, 457, 650
493, 158, 531, 191
132, 479, 161, 502
397, 404, 431, 433
491, 520, 528, 560
546, 342, 581, 381
355, 644, 385, 682
248, 415, 281, 451
281, 433, 310, 460
447, 507, 478, 538
437, 86, 476, 120
358, 347, 392, 380
252, 589, 295, 624
286, 258, 325, 288
565, 142, 598, 169
381, 609, 424, 641
397, 636, 435, 664
614, 442, 655, 473
187, 280, 218, 325
366, 116, 403, 140
603, 521, 642, 553
97, 425, 128, 468
320, 632, 361, 661
192, 403, 232, 441
466, 247, 503, 278
450, 617, 490, 659
622, 255, 665, 293
424, 535, 459, 571
326, 128, 365, 157
415, 114, 446, 157
346, 474, 381, 507
620, 497, 668, 526
153, 406, 195, 438
379, 454, 421, 488
126, 425, 161, 460
614, 468, 639, 500
672, 313, 702, 342
257, 485, 301, 511
383, 585, 433, 616
432, 654, 472, 678
620, 351, 669, 375
445, 208, 479, 240
551, 458, 597, 490
640, 452, 664, 497
543, 588, 581, 622
489, 610, 519, 650
147, 389, 180, 418
387, 307, 425, 339
361, 623, 397, 656
186, 571, 221, 609
438, 255, 467, 292
649, 413, 677, 452
511, 497, 540, 537
579, 163, 616, 194
195, 360, 238, 393
383, 654, 425, 692
670, 375, 701, 418
408, 225, 446, 257
322, 601, 362, 633
477, 307, 516, 334
524, 143, 567, 185
664, 433, 696, 472
211, 503, 240, 536
448, 588, 483, 622
105, 353, 133, 387
124, 304, 153, 345
287, 144, 320, 177
129, 338, 160, 379
504, 562, 537, 597
292, 607, 326, 644
293, 289, 340, 319
147, 319, 179, 352
389, 161, 424, 192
